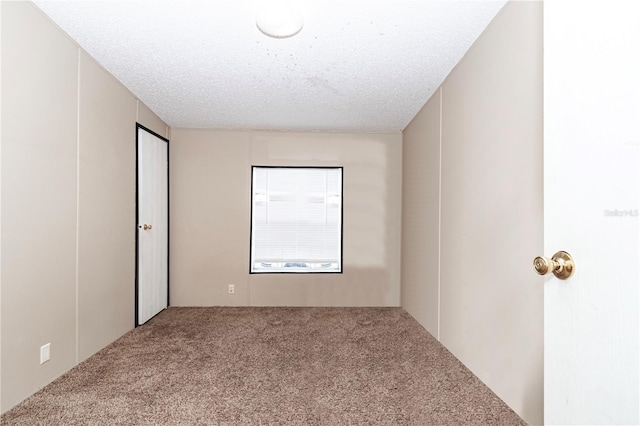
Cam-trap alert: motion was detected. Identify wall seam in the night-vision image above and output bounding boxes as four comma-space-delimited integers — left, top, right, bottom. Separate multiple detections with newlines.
437, 87, 443, 341
247, 131, 253, 306
0, 0, 3, 413
75, 47, 81, 364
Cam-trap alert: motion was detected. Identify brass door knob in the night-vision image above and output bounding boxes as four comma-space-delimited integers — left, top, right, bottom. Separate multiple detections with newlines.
142, 224, 153, 231
533, 251, 574, 280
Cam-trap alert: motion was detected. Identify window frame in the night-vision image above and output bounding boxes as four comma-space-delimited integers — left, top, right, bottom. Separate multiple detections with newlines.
249, 165, 344, 274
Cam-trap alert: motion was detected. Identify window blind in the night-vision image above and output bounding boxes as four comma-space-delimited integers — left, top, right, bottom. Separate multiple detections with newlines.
250, 167, 342, 273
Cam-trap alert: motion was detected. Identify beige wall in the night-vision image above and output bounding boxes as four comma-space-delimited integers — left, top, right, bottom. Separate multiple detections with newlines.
170, 130, 251, 306
76, 52, 137, 362
0, 2, 169, 413
1, 2, 78, 413
401, 89, 441, 336
400, 2, 543, 424
170, 129, 402, 307
137, 101, 170, 140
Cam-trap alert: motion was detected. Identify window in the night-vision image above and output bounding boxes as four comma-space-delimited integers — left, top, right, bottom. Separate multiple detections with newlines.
250, 166, 343, 273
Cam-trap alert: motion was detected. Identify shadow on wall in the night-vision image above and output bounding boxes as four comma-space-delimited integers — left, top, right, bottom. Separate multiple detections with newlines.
251, 131, 395, 274
343, 140, 388, 269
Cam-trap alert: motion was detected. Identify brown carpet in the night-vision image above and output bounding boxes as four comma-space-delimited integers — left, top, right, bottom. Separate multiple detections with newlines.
1, 307, 526, 425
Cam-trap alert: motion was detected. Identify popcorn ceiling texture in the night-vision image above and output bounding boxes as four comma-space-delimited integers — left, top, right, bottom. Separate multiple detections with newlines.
33, 1, 506, 132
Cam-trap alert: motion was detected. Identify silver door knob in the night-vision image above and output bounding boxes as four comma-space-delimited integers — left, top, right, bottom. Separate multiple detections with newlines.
533, 251, 574, 280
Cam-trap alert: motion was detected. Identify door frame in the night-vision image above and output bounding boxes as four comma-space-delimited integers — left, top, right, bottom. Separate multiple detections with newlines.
135, 123, 170, 327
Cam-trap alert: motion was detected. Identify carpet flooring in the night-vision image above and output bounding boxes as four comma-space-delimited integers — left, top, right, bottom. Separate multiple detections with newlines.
1, 307, 526, 425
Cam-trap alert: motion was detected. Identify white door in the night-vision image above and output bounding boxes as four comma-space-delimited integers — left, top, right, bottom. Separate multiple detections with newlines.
136, 125, 169, 325
544, 1, 639, 424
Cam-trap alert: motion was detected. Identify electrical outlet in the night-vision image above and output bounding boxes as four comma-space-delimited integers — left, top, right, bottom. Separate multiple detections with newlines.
40, 343, 50, 364
228, 284, 235, 294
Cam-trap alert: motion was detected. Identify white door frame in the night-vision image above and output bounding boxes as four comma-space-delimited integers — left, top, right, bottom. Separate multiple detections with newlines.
135, 123, 169, 326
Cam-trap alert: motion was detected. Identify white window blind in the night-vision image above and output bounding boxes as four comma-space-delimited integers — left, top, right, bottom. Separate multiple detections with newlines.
251, 167, 342, 273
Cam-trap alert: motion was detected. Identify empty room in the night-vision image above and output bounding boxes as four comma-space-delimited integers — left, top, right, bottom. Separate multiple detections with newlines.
1, 0, 638, 425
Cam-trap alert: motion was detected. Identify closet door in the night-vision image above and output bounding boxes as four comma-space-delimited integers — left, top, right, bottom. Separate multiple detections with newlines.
136, 124, 169, 325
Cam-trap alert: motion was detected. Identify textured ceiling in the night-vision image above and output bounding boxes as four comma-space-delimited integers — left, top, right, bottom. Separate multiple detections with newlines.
33, 0, 507, 132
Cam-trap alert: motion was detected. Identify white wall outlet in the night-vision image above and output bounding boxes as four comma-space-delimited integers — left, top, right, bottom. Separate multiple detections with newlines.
228, 284, 235, 294
40, 343, 50, 364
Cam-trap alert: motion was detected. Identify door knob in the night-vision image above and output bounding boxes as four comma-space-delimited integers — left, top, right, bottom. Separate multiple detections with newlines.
533, 251, 574, 280
142, 224, 153, 231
